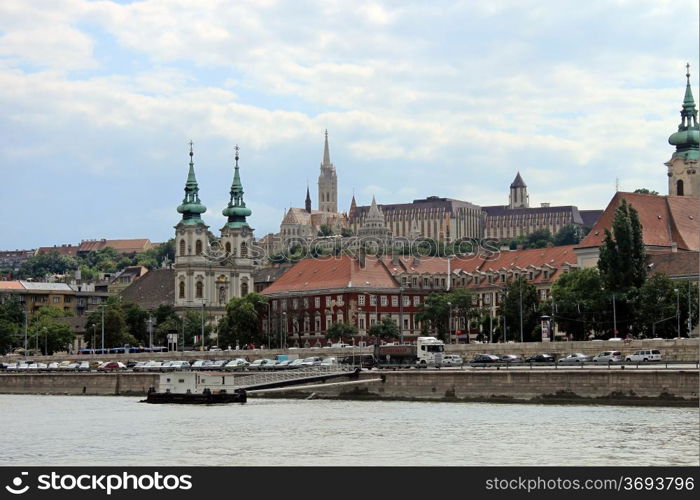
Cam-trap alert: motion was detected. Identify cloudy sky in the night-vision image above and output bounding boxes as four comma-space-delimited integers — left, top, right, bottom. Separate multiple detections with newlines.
1, 0, 698, 249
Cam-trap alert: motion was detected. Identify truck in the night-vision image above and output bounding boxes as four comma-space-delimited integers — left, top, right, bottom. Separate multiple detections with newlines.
373, 336, 445, 368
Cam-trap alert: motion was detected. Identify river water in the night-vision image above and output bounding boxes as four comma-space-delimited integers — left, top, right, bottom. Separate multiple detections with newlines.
0, 395, 697, 466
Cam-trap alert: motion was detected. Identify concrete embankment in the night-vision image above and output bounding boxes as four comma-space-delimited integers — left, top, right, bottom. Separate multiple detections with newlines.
256, 369, 700, 406
1, 369, 697, 406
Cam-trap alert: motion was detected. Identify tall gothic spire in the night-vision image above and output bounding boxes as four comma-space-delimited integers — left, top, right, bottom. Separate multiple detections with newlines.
222, 145, 252, 229
323, 129, 331, 166
305, 183, 312, 213
177, 141, 207, 225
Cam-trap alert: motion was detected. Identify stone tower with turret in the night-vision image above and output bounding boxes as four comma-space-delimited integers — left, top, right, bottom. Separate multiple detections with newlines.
509, 172, 529, 208
666, 64, 699, 198
318, 130, 338, 212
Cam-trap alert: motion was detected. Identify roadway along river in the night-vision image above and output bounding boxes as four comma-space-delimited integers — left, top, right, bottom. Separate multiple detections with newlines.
0, 395, 697, 466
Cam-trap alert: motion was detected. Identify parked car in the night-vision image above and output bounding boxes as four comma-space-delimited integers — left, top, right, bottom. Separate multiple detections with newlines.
248, 359, 275, 370
143, 361, 163, 372
320, 357, 339, 367
4, 363, 18, 371
47, 362, 60, 371
168, 361, 191, 371
97, 361, 127, 372
207, 360, 228, 371
77, 361, 91, 372
500, 354, 524, 363
558, 353, 592, 364
132, 361, 148, 372
441, 354, 463, 367
190, 360, 207, 371
301, 356, 322, 367
470, 354, 501, 364
273, 360, 293, 370
225, 359, 249, 371
525, 354, 555, 363
625, 349, 662, 362
60, 362, 79, 372
592, 351, 622, 363
288, 359, 306, 369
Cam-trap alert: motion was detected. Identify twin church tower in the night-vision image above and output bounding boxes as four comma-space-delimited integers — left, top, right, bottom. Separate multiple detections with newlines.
173, 144, 254, 322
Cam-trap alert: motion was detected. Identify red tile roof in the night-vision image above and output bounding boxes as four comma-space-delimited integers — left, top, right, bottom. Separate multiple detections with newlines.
262, 255, 398, 294
0, 281, 24, 290
647, 251, 699, 278
578, 192, 699, 251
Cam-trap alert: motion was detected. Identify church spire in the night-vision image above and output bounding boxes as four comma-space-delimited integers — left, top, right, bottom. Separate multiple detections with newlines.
323, 129, 331, 165
222, 145, 252, 229
176, 141, 207, 225
305, 183, 312, 213
668, 63, 699, 162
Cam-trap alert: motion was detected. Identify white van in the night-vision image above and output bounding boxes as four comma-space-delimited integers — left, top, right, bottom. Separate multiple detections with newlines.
625, 349, 662, 362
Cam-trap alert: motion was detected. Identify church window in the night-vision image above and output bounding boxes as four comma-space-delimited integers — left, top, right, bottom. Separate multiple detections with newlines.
225, 242, 231, 253
195, 281, 203, 298
677, 179, 685, 196
240, 242, 248, 258
241, 282, 249, 296
195, 240, 203, 255
179, 281, 185, 299
179, 239, 185, 256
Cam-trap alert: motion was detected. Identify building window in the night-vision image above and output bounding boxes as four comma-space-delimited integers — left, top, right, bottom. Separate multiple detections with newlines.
304, 316, 310, 332
195, 281, 203, 298
241, 282, 248, 296
225, 242, 231, 253
292, 299, 298, 309
413, 296, 420, 306
370, 295, 377, 306
179, 282, 185, 299
403, 296, 410, 306
358, 295, 366, 306
325, 296, 332, 306
359, 317, 366, 330
380, 296, 388, 306
391, 296, 398, 307
314, 297, 320, 308
64, 296, 72, 303
337, 295, 343, 305
403, 317, 409, 329
303, 298, 309, 308
179, 239, 186, 256
195, 239, 203, 255
52, 297, 60, 303
315, 315, 321, 332
677, 179, 684, 196
240, 242, 248, 258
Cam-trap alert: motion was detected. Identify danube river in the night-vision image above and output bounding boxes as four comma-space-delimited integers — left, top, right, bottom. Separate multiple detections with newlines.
0, 395, 697, 466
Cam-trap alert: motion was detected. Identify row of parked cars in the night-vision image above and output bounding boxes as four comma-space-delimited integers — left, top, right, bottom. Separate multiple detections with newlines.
467, 349, 663, 364
0, 356, 344, 373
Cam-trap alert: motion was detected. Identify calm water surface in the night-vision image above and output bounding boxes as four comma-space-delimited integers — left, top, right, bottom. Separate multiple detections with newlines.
0, 395, 697, 466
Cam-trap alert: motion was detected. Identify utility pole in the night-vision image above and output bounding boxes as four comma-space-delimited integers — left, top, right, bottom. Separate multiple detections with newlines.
519, 278, 524, 343
612, 293, 617, 339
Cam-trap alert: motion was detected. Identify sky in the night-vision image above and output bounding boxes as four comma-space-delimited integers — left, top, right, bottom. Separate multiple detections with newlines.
0, 0, 698, 249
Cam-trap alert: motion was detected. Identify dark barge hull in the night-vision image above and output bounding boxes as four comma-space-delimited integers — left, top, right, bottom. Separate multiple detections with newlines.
143, 389, 247, 404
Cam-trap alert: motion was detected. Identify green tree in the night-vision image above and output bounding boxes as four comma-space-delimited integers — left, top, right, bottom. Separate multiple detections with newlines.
633, 188, 659, 195
0, 296, 23, 354
326, 322, 358, 342
526, 229, 553, 249
635, 276, 699, 338
18, 252, 79, 280
415, 293, 450, 341
317, 224, 333, 237
28, 307, 74, 355
340, 228, 353, 237
85, 298, 127, 349
445, 289, 477, 343
368, 316, 399, 341
598, 199, 646, 292
121, 301, 149, 345
553, 224, 582, 246
499, 277, 540, 342
217, 292, 268, 348
551, 268, 607, 340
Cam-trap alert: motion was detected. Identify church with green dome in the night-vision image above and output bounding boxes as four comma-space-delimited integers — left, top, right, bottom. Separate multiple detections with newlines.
173, 144, 255, 326
666, 64, 699, 198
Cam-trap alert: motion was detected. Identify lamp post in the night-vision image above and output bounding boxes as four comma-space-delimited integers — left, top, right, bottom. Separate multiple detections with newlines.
266, 302, 271, 350
674, 288, 680, 339
147, 314, 153, 350
399, 287, 404, 344
446, 301, 452, 345
281, 311, 287, 349
43, 327, 48, 356
98, 304, 105, 355
201, 301, 206, 351
612, 293, 618, 339
518, 278, 524, 343
23, 303, 28, 357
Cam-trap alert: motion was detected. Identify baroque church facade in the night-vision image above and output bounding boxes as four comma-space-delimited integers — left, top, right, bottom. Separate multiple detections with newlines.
173, 145, 254, 322
666, 64, 699, 198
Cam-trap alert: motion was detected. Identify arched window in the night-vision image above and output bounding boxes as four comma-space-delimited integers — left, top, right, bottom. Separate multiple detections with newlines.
240, 241, 248, 258
241, 282, 249, 296
677, 179, 685, 196
225, 242, 231, 253
195, 281, 203, 298
179, 281, 185, 299
195, 239, 203, 255
179, 239, 185, 256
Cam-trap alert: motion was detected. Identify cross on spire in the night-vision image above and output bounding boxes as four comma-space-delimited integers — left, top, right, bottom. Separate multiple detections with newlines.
687, 62, 691, 84
234, 144, 240, 166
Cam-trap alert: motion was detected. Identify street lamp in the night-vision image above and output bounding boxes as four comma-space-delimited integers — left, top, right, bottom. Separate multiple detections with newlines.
147, 314, 153, 350
23, 303, 28, 358
43, 327, 48, 356
266, 302, 271, 350
281, 311, 287, 349
201, 302, 206, 351
674, 288, 680, 338
398, 287, 404, 344
446, 301, 452, 345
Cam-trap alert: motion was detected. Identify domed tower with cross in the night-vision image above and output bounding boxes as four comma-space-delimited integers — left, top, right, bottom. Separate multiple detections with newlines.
666, 64, 699, 198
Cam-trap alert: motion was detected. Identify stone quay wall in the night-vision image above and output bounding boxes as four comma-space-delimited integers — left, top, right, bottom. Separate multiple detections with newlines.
0, 373, 158, 396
